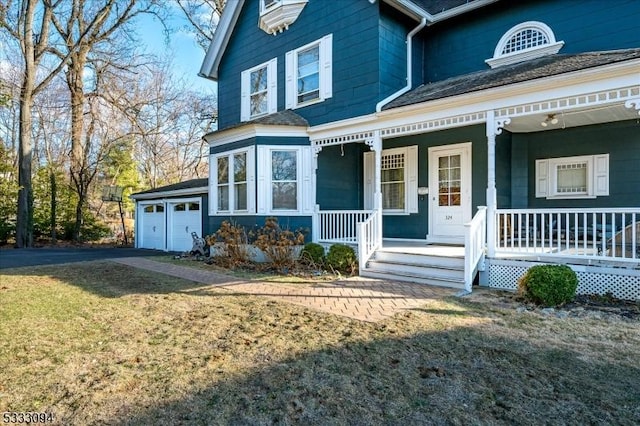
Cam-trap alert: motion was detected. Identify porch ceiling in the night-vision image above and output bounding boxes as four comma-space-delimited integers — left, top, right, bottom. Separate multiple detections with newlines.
504, 103, 640, 133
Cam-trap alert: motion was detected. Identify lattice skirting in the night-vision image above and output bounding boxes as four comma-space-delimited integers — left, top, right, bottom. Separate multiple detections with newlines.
486, 259, 640, 300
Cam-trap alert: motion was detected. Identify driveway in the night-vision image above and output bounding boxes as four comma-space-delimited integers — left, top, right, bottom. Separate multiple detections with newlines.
0, 247, 165, 269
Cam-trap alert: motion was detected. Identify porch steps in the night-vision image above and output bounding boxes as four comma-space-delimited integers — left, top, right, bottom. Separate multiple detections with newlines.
361, 249, 466, 290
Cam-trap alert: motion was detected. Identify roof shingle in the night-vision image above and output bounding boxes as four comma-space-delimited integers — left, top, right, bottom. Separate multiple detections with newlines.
384, 48, 640, 110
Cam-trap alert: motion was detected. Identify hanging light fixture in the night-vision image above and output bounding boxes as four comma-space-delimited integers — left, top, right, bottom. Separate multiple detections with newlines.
541, 113, 559, 127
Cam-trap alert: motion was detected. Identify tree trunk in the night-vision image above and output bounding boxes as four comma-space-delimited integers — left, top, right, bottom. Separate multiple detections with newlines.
68, 54, 87, 242
49, 168, 57, 244
15, 76, 34, 248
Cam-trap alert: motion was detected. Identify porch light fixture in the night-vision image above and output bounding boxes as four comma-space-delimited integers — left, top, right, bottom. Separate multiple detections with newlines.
541, 113, 559, 127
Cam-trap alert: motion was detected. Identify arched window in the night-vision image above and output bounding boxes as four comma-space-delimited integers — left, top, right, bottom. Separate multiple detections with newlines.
486, 21, 564, 68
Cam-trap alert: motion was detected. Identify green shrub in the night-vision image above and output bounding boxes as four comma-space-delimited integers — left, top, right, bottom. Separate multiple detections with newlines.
518, 264, 578, 307
302, 242, 325, 264
326, 243, 357, 274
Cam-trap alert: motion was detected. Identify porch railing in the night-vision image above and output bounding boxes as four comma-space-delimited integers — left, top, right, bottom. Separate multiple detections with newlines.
464, 206, 487, 292
495, 208, 640, 263
357, 210, 382, 270
314, 207, 373, 243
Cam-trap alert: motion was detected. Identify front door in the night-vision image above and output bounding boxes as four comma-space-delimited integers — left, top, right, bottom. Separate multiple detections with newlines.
428, 143, 472, 243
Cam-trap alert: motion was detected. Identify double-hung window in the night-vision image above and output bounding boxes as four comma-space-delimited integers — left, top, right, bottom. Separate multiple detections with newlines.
241, 58, 277, 121
286, 34, 332, 109
364, 146, 418, 214
210, 147, 255, 214
271, 150, 298, 210
536, 154, 609, 199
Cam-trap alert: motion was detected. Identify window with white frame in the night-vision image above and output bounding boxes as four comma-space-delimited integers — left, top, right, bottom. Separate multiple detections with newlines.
210, 147, 255, 214
241, 59, 277, 121
271, 150, 298, 210
258, 0, 308, 35
286, 34, 332, 109
536, 154, 609, 199
364, 146, 418, 214
485, 21, 564, 68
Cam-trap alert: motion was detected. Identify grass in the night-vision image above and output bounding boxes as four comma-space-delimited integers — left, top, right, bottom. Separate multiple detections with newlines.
1, 261, 639, 425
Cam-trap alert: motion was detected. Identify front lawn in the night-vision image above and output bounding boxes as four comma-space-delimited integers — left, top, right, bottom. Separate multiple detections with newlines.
1, 262, 638, 425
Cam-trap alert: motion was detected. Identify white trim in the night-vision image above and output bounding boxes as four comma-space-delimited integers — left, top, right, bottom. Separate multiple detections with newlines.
199, 1, 245, 80
286, 34, 333, 109
306, 61, 639, 144
486, 21, 564, 68
427, 142, 472, 244
256, 145, 314, 215
536, 154, 609, 199
241, 58, 278, 122
131, 187, 208, 200
204, 125, 309, 147
209, 146, 256, 215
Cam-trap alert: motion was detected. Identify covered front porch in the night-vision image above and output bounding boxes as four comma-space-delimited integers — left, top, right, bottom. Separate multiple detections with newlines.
308, 81, 639, 298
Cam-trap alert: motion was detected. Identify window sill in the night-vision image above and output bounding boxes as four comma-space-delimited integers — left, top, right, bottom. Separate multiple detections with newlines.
292, 97, 323, 109
545, 195, 597, 200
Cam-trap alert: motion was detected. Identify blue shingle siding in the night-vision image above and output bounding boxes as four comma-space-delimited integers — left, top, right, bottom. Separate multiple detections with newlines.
421, 0, 640, 83
378, 4, 412, 100
316, 144, 367, 210
379, 125, 488, 239
205, 215, 312, 242
216, 0, 381, 130
522, 120, 640, 209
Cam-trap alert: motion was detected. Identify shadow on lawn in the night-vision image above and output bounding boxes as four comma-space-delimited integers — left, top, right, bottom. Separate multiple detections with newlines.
113, 326, 640, 425
0, 261, 234, 298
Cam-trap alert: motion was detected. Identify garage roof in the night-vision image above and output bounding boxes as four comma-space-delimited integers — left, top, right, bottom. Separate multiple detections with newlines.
130, 178, 209, 200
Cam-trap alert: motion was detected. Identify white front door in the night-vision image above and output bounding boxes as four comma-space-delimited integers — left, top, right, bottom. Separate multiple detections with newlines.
169, 200, 202, 252
428, 143, 472, 244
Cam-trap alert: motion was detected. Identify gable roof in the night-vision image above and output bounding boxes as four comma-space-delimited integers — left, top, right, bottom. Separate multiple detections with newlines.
199, 0, 496, 81
131, 178, 209, 199
383, 48, 640, 110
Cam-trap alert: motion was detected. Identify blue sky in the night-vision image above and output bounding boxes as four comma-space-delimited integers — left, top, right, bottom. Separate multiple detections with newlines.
137, 11, 216, 94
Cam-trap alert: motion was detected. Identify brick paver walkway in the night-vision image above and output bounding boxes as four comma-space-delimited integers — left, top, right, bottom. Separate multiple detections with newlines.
112, 257, 457, 322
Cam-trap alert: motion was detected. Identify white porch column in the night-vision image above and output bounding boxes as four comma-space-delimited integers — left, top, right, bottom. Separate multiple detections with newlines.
368, 131, 383, 245
486, 111, 510, 257
311, 146, 322, 242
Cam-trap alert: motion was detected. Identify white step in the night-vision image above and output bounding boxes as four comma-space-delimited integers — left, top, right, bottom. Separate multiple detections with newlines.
367, 260, 464, 280
374, 250, 464, 269
362, 248, 467, 289
360, 269, 465, 289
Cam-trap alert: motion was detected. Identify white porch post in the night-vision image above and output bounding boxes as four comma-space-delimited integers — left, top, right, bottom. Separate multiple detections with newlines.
311, 146, 322, 242
372, 131, 383, 245
486, 111, 510, 257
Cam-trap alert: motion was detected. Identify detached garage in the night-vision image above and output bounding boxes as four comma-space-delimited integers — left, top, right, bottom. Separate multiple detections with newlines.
131, 179, 208, 252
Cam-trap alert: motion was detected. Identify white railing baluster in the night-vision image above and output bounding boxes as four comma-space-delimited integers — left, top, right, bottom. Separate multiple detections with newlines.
493, 208, 639, 264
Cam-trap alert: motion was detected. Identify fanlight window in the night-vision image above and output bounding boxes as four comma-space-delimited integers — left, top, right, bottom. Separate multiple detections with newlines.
502, 28, 549, 55
486, 21, 564, 68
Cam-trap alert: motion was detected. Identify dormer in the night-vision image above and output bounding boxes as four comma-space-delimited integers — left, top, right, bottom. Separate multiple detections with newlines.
258, 0, 308, 35
485, 21, 564, 68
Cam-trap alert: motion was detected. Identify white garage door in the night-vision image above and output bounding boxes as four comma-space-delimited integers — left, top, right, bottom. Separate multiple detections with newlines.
140, 204, 165, 250
169, 201, 202, 252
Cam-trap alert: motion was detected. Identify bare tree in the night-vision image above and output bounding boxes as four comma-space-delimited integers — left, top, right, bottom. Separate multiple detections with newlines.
0, 0, 66, 247
174, 0, 225, 51
49, 0, 163, 241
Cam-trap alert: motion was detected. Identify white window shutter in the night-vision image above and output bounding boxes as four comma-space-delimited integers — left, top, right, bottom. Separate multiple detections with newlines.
593, 154, 609, 196
363, 151, 374, 210
407, 146, 418, 213
240, 70, 250, 121
209, 155, 217, 215
301, 146, 313, 214
246, 147, 256, 213
267, 58, 278, 114
256, 146, 268, 214
285, 51, 295, 109
321, 34, 333, 100
535, 159, 549, 198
